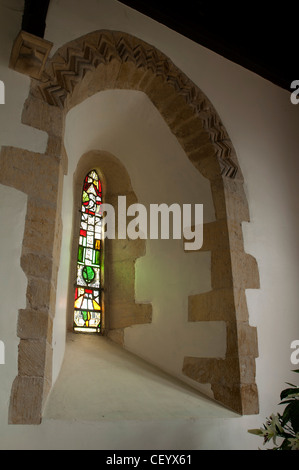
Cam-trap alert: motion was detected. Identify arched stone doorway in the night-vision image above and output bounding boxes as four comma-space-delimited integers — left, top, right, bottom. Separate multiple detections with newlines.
2, 30, 259, 423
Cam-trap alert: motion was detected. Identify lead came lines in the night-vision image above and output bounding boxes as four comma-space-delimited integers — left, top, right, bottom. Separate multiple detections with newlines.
73, 169, 103, 333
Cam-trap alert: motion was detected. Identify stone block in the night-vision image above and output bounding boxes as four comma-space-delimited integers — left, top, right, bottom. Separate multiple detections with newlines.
199, 219, 229, 252
137, 68, 157, 94
114, 60, 146, 90
17, 309, 53, 342
18, 339, 52, 382
223, 178, 250, 222
188, 288, 236, 322
109, 301, 152, 329
240, 383, 259, 415
9, 30, 53, 80
26, 277, 55, 315
237, 323, 259, 358
147, 78, 180, 114
174, 116, 205, 143
211, 383, 242, 414
22, 95, 64, 136
171, 107, 199, 134
239, 355, 257, 384
233, 288, 249, 322
230, 250, 260, 290
192, 151, 223, 181
106, 328, 124, 346
156, 92, 193, 130
23, 197, 57, 258
182, 357, 240, 385
66, 59, 122, 110
46, 135, 64, 158
0, 147, 60, 204
21, 252, 53, 281
211, 249, 233, 289
8, 376, 45, 424
210, 177, 227, 220
225, 219, 245, 253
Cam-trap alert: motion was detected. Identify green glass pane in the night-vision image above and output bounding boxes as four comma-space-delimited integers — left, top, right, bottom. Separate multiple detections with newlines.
82, 266, 95, 284
82, 311, 88, 321
82, 191, 89, 204
78, 246, 84, 263
94, 250, 100, 266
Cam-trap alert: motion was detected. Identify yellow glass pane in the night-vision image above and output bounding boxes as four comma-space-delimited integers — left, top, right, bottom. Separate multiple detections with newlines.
93, 300, 101, 311
95, 240, 101, 250
74, 295, 84, 309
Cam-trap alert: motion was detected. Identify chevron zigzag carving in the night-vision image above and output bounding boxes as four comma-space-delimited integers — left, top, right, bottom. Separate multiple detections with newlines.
36, 31, 239, 178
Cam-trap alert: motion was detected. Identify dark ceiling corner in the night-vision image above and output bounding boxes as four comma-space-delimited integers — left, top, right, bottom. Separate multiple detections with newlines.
22, 0, 51, 38
16, 0, 297, 91
9, 0, 53, 79
117, 0, 297, 92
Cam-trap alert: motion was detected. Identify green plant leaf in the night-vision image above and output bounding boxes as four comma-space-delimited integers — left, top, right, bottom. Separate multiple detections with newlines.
279, 399, 298, 405
281, 403, 292, 426
248, 429, 264, 436
280, 387, 299, 401
281, 401, 299, 433
290, 402, 299, 433
279, 438, 292, 450
248, 371, 299, 449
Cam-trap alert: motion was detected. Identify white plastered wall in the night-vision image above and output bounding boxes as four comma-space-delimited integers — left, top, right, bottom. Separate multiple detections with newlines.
0, 0, 298, 450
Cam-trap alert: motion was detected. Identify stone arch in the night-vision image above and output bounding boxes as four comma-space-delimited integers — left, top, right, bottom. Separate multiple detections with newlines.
2, 30, 259, 424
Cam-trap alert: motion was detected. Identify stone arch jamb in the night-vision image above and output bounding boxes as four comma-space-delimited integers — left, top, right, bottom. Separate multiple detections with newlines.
1, 30, 259, 424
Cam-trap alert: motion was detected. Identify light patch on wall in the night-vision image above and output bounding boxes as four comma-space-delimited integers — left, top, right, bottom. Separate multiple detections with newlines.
0, 341, 5, 364
0, 80, 4, 104
0, 186, 27, 410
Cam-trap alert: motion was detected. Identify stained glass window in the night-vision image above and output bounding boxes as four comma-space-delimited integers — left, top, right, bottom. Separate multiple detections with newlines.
73, 170, 102, 333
